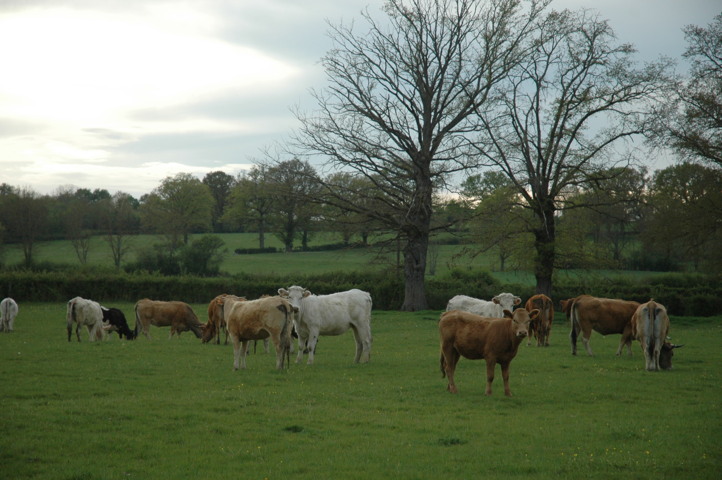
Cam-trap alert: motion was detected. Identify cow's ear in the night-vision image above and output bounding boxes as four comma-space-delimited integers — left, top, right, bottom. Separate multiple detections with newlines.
303, 290, 312, 298
278, 288, 288, 297
514, 296, 521, 305
529, 309, 540, 319
493, 297, 501, 305
503, 309, 513, 318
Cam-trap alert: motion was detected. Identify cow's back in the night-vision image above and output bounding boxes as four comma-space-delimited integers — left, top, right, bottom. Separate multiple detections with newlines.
446, 295, 501, 317
440, 310, 508, 360
301, 289, 371, 335
575, 296, 639, 335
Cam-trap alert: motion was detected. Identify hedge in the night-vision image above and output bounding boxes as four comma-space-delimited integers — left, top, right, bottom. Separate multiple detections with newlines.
0, 270, 719, 316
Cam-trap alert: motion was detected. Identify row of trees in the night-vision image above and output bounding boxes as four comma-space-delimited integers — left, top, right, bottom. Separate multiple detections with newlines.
1, 1, 720, 310
1, 159, 720, 274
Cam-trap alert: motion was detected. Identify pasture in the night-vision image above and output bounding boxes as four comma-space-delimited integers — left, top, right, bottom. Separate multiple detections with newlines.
1, 303, 720, 479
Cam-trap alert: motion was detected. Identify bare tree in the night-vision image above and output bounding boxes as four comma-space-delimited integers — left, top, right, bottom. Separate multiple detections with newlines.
650, 13, 722, 168
101, 192, 138, 270
0, 188, 48, 267
473, 8, 672, 296
293, 0, 544, 310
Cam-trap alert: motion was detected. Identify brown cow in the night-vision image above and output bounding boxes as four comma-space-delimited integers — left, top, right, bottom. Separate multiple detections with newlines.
225, 295, 295, 370
566, 295, 639, 356
439, 308, 538, 396
134, 299, 203, 339
525, 294, 554, 347
202, 294, 246, 344
631, 300, 671, 371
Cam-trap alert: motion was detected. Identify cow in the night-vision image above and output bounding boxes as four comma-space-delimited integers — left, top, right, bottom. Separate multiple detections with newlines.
101, 306, 135, 339
659, 342, 683, 370
445, 293, 522, 318
134, 299, 203, 339
631, 300, 672, 371
566, 295, 639, 356
279, 286, 372, 365
439, 308, 538, 396
224, 295, 295, 370
525, 294, 554, 347
1, 297, 18, 332
67, 296, 107, 342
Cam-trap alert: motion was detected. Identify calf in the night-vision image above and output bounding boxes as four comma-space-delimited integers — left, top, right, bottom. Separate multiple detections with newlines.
631, 300, 671, 371
1, 297, 18, 332
525, 294, 554, 346
101, 307, 134, 339
445, 293, 521, 318
439, 308, 538, 396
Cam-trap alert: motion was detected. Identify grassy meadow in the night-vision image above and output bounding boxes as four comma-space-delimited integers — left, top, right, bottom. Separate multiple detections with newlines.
1, 303, 720, 479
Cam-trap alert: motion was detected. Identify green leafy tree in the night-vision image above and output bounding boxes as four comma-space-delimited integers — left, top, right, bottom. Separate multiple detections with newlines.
140, 173, 214, 250
223, 165, 275, 249
203, 171, 236, 232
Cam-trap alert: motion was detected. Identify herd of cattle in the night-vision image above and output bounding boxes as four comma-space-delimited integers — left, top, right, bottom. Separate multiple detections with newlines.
0, 289, 681, 396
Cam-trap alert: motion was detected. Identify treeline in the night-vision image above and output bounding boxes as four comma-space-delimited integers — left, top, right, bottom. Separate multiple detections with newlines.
2, 160, 721, 275
1, 269, 719, 317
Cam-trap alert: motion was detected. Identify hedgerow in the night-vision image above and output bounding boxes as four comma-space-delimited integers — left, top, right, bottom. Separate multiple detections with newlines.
0, 269, 719, 315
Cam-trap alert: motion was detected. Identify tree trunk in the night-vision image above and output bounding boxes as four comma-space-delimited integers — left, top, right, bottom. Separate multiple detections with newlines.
401, 232, 429, 311
533, 207, 556, 297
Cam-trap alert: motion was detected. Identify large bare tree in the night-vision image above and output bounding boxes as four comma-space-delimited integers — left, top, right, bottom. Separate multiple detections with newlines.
293, 0, 544, 310
473, 8, 671, 296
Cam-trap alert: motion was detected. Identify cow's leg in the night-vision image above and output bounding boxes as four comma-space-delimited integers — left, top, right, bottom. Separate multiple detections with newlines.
240, 340, 250, 369
231, 334, 241, 370
485, 360, 496, 396
441, 346, 460, 393
295, 335, 307, 363
67, 324, 73, 342
263, 338, 270, 354
500, 360, 513, 397
580, 325, 594, 356
306, 332, 319, 365
76, 324, 82, 342
351, 324, 372, 363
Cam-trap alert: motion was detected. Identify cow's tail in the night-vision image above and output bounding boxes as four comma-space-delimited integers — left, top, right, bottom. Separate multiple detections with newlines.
66, 298, 76, 342
569, 300, 579, 354
133, 302, 141, 339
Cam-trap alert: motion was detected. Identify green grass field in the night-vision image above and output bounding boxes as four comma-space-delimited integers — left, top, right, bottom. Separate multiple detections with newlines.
1, 303, 719, 479
2, 233, 505, 279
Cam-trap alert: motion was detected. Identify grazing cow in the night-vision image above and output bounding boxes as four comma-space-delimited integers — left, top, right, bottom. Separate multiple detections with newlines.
631, 300, 671, 371
134, 299, 203, 339
659, 342, 683, 370
525, 294, 554, 346
1, 297, 18, 332
439, 308, 538, 396
279, 286, 372, 364
101, 307, 135, 339
224, 295, 295, 370
67, 296, 107, 342
445, 293, 522, 318
203, 294, 244, 344
566, 295, 639, 356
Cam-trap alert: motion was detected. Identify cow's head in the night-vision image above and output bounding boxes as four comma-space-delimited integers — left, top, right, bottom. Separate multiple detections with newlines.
493, 293, 522, 310
278, 286, 310, 313
505, 308, 537, 338
659, 342, 683, 370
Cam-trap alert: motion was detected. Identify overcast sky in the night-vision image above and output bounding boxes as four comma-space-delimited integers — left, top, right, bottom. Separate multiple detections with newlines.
1, 0, 719, 198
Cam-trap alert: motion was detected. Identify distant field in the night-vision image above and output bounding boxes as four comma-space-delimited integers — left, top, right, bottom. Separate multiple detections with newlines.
2, 232, 506, 278
1, 304, 719, 479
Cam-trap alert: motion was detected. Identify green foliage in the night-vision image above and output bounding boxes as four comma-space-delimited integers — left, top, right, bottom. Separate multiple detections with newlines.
1, 305, 720, 479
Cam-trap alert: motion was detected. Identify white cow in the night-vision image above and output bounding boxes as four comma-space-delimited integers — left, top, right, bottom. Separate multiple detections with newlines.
1, 297, 18, 332
631, 300, 671, 371
278, 286, 372, 365
446, 293, 521, 318
67, 296, 107, 342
